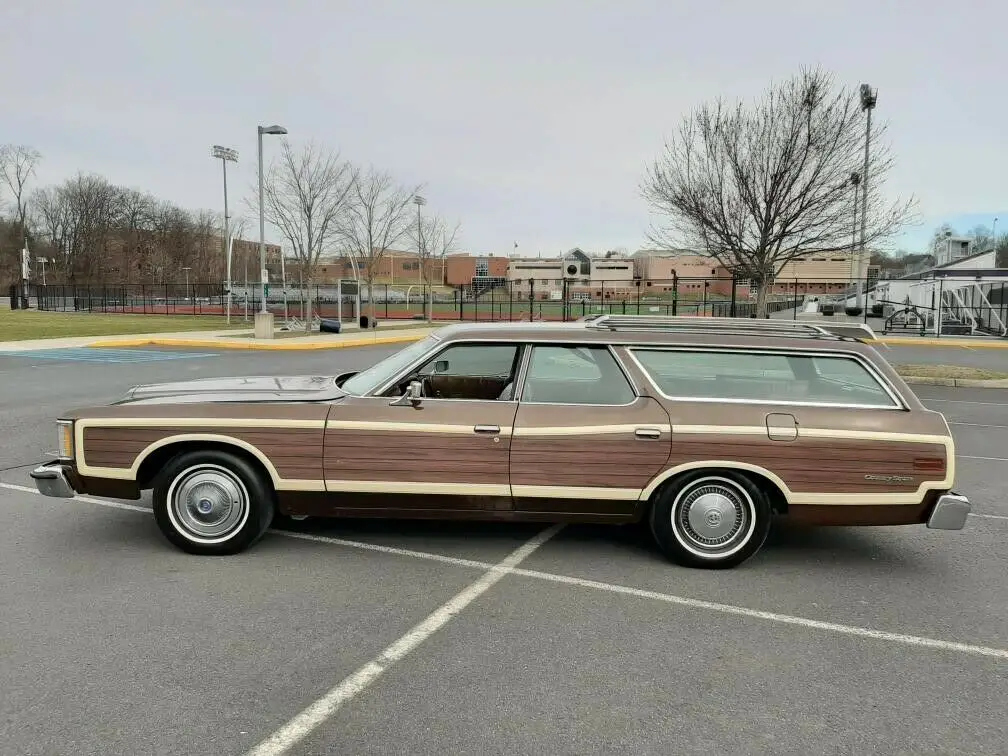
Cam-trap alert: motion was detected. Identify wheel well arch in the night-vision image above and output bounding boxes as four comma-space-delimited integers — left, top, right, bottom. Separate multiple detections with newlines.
644, 463, 789, 515
135, 438, 277, 491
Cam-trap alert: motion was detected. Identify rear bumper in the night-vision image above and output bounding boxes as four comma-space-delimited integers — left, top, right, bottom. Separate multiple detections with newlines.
30, 462, 76, 499
926, 492, 971, 530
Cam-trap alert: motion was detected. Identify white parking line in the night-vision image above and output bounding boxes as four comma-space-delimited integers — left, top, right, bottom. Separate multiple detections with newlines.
3, 482, 1008, 668
960, 455, 1008, 462
244, 524, 563, 756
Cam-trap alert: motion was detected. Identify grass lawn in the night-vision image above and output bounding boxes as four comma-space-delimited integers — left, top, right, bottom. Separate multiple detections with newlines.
0, 309, 247, 342
894, 363, 1008, 380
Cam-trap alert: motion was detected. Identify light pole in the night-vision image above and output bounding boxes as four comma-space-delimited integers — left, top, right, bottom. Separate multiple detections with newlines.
856, 83, 877, 312
211, 145, 238, 320
848, 171, 860, 307
182, 267, 191, 306
413, 194, 427, 320
257, 124, 287, 338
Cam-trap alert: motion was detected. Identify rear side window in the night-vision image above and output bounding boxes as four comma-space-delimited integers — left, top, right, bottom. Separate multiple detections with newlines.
630, 349, 898, 407
521, 345, 636, 405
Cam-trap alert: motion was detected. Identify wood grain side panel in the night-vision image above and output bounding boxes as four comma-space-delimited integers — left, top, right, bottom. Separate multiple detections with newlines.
509, 435, 671, 489
323, 431, 509, 484
82, 426, 324, 480
670, 435, 947, 494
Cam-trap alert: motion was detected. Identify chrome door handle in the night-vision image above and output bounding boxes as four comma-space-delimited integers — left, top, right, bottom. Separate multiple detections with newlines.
474, 425, 500, 434
634, 427, 662, 439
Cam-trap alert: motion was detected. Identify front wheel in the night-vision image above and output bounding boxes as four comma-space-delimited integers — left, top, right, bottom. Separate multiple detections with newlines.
152, 449, 275, 555
649, 470, 771, 569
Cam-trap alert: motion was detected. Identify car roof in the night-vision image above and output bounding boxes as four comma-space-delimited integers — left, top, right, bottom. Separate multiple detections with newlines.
432, 318, 878, 354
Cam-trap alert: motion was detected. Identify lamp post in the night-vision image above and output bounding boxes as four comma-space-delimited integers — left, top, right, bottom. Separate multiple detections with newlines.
211, 145, 238, 321
848, 171, 861, 306
413, 194, 427, 320
256, 124, 287, 338
856, 83, 877, 312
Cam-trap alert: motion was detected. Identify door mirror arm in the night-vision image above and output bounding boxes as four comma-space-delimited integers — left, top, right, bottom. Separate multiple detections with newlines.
390, 379, 424, 408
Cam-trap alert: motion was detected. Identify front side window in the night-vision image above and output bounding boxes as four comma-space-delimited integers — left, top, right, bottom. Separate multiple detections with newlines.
630, 348, 898, 407
339, 334, 441, 396
520, 345, 635, 405
384, 342, 521, 401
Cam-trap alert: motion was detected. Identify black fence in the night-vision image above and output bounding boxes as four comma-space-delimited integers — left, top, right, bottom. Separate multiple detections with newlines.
26, 277, 846, 321
22, 275, 1008, 337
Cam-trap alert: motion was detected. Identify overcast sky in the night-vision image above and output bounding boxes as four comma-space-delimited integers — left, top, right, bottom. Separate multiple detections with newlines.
4, 0, 1005, 258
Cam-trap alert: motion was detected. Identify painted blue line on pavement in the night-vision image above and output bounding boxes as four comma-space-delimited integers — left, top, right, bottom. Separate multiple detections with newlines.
0, 347, 219, 363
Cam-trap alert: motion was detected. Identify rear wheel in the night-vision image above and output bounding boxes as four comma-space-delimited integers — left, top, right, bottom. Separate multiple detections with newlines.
152, 449, 274, 555
649, 470, 771, 569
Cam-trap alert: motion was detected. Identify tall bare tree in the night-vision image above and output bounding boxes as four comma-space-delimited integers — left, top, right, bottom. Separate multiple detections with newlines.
338, 166, 419, 324
408, 213, 460, 320
0, 144, 42, 280
641, 67, 916, 316
252, 140, 356, 330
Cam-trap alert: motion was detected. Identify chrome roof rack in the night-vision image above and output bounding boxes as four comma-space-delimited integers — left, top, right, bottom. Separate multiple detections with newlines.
583, 314, 878, 341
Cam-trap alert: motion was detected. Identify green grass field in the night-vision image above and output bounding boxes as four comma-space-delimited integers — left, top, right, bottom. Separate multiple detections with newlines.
0, 309, 246, 342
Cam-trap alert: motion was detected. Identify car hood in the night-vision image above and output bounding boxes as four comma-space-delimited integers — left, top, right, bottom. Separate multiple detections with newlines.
116, 375, 347, 404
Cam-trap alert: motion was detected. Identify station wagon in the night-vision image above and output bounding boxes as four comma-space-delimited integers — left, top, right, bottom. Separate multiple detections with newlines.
30, 315, 970, 569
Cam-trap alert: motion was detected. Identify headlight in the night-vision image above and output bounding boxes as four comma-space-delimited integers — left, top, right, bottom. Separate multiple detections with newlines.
57, 420, 75, 461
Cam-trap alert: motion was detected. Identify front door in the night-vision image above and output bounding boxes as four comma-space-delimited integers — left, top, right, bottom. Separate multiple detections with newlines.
322, 341, 524, 514
509, 343, 673, 517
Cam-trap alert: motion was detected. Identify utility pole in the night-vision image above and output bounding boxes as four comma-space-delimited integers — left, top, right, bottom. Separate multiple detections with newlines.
857, 84, 877, 312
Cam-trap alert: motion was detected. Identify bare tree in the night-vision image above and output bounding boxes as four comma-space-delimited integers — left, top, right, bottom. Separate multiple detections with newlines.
252, 140, 356, 330
641, 67, 917, 316
338, 166, 419, 324
1, 144, 42, 280
408, 213, 460, 320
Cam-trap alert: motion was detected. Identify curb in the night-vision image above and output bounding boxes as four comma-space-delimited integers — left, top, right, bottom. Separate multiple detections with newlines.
900, 375, 1008, 389
85, 334, 427, 351
879, 336, 1008, 349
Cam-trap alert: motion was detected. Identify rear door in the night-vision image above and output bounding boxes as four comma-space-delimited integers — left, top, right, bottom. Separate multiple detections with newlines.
509, 343, 673, 517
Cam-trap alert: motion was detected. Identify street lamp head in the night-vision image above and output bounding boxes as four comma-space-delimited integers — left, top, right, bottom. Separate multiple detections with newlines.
859, 84, 877, 111
258, 124, 288, 135
212, 145, 239, 162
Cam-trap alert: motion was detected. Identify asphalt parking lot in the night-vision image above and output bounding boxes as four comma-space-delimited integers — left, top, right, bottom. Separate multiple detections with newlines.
1, 344, 1006, 755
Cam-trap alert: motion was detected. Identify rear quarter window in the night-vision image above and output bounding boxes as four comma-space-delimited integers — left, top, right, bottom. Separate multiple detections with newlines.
629, 348, 899, 407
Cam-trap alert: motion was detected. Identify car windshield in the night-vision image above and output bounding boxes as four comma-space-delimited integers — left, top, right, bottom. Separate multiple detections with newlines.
338, 334, 441, 396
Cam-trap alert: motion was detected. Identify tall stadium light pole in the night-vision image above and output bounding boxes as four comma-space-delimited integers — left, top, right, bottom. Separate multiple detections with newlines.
857, 84, 877, 312
256, 124, 287, 337
211, 145, 238, 321
413, 194, 426, 319
848, 171, 861, 304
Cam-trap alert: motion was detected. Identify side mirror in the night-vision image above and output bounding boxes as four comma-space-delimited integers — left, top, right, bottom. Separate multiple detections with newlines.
390, 380, 423, 408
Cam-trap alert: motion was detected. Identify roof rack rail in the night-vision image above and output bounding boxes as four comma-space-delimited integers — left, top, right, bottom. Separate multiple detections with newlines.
584, 314, 878, 341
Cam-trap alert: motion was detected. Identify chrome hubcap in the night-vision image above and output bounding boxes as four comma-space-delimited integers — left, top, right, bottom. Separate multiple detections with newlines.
169, 465, 248, 542
674, 479, 752, 556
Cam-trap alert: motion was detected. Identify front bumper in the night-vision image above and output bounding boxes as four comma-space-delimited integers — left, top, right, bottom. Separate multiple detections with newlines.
30, 462, 76, 498
926, 492, 971, 530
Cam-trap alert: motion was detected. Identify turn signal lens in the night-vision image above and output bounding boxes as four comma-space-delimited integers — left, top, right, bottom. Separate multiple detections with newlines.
57, 421, 74, 460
